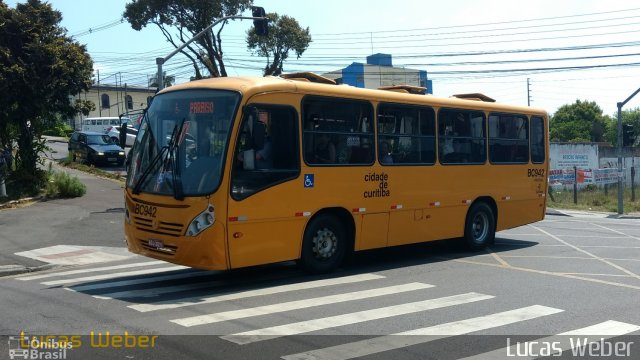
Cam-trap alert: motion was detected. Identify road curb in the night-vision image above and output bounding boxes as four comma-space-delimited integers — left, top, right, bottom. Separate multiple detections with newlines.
0, 263, 58, 277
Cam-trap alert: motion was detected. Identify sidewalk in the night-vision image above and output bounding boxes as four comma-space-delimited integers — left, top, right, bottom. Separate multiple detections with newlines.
0, 155, 128, 276
546, 208, 640, 219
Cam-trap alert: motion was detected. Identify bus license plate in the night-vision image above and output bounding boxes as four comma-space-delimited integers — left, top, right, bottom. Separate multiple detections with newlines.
148, 239, 164, 249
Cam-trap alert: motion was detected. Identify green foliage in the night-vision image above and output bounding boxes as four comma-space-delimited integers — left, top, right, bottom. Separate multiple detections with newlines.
123, 0, 252, 78
246, 12, 312, 76
46, 170, 86, 198
148, 71, 175, 88
73, 98, 96, 117
42, 121, 73, 137
0, 0, 93, 186
604, 107, 640, 146
550, 100, 609, 143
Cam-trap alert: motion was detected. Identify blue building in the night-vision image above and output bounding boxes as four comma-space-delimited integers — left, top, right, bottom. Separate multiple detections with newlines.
323, 53, 433, 94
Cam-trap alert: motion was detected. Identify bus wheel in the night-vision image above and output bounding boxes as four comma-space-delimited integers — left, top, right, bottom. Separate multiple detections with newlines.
300, 214, 346, 274
464, 202, 495, 251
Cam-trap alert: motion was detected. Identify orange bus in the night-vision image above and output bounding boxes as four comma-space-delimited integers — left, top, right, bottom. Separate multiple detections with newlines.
123, 73, 548, 273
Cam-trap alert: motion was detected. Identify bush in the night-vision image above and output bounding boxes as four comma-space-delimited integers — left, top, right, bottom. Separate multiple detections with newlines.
42, 122, 74, 137
46, 171, 86, 198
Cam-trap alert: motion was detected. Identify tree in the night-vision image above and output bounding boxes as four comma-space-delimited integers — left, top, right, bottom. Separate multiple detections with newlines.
246, 12, 311, 76
148, 71, 176, 88
605, 107, 640, 146
0, 0, 93, 192
549, 100, 609, 143
124, 0, 252, 79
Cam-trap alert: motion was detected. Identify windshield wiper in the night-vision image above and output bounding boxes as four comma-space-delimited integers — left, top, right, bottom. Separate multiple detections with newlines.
132, 124, 177, 196
168, 118, 185, 200
132, 119, 186, 200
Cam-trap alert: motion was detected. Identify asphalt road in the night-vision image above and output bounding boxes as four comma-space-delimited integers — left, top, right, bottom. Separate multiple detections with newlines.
1, 210, 639, 359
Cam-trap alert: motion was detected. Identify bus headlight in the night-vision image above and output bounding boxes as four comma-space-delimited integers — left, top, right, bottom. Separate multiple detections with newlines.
186, 204, 215, 237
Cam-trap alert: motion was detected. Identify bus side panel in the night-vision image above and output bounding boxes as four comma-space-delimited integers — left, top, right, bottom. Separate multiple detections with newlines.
227, 219, 305, 268
360, 213, 389, 250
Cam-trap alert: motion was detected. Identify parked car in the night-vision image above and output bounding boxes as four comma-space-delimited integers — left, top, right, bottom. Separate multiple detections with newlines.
68, 131, 126, 166
106, 125, 138, 147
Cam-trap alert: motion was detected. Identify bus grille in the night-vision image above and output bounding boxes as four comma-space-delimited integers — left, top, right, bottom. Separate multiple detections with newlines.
134, 216, 184, 237
139, 240, 178, 256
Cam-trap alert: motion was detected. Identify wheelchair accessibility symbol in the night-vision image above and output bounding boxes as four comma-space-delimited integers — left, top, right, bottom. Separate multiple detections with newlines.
304, 174, 314, 188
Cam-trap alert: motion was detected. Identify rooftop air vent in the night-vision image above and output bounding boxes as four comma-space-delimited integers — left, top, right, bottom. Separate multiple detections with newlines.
281, 72, 337, 85
451, 93, 496, 102
378, 85, 427, 95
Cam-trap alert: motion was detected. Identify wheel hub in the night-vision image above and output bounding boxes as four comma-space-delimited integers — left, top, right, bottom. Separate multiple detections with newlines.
312, 228, 337, 259
472, 213, 489, 241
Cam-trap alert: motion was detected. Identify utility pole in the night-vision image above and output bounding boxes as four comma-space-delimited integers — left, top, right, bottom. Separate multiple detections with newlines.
616, 87, 640, 214
155, 9, 268, 91
527, 78, 531, 106
97, 70, 102, 117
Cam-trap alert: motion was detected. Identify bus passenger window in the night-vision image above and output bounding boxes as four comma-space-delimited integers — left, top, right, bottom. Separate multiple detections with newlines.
438, 109, 486, 165
302, 96, 374, 166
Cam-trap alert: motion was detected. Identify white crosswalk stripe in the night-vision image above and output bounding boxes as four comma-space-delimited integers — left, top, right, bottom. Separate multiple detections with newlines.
458, 320, 640, 360
16, 261, 166, 281
221, 292, 494, 345
68, 270, 212, 292
281, 305, 564, 360
93, 281, 225, 299
40, 265, 189, 286
170, 282, 434, 327
128, 273, 385, 313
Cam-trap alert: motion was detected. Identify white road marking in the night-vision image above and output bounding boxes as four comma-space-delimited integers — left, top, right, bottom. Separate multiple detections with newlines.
17, 261, 165, 281
41, 265, 189, 286
222, 292, 494, 345
282, 305, 563, 360
129, 274, 386, 313
170, 283, 433, 327
68, 270, 213, 292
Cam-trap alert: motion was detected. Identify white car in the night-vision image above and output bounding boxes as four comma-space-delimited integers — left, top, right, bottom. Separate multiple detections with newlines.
106, 126, 138, 147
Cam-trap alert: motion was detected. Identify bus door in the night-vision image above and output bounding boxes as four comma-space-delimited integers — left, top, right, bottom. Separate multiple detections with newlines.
227, 104, 303, 268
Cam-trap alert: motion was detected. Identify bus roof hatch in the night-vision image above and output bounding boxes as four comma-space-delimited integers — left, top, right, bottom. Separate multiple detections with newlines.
451, 93, 496, 102
378, 85, 427, 95
281, 72, 337, 85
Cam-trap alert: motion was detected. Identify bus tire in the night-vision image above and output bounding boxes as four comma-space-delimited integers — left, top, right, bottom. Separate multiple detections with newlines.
463, 202, 496, 251
300, 214, 346, 274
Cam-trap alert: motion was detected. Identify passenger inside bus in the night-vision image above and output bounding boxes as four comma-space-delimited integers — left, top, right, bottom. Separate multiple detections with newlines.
313, 133, 336, 164
379, 140, 393, 164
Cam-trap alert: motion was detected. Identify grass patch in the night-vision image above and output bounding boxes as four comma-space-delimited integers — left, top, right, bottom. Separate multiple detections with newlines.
548, 185, 640, 213
46, 170, 86, 198
58, 156, 125, 183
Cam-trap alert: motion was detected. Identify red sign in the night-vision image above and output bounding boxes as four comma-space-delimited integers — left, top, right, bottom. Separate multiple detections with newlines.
190, 102, 214, 114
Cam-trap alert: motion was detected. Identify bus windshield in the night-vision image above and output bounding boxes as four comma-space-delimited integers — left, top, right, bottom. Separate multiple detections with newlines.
127, 89, 240, 197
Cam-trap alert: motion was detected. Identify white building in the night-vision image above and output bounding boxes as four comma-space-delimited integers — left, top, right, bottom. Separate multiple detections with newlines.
71, 84, 156, 129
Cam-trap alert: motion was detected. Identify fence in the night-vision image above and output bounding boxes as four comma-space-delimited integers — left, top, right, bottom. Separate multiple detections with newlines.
548, 166, 637, 209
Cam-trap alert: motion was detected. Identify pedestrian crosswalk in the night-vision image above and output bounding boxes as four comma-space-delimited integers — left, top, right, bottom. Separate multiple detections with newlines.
13, 260, 640, 359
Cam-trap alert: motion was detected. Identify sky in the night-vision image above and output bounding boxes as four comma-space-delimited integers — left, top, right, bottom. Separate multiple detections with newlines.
6, 0, 640, 116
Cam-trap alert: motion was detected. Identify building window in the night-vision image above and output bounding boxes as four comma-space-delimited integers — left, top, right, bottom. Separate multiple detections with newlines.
126, 95, 133, 110
489, 113, 529, 164
438, 109, 486, 164
377, 103, 436, 165
101, 94, 110, 109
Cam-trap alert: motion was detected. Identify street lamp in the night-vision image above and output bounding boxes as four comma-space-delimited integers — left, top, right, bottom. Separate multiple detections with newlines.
616, 87, 640, 214
155, 7, 268, 91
